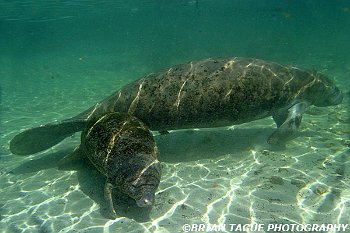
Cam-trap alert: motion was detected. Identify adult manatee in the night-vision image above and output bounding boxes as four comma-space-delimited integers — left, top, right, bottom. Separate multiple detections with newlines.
10, 57, 343, 155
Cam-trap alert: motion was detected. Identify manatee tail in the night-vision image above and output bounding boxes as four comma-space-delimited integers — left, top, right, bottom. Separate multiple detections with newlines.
10, 119, 87, 155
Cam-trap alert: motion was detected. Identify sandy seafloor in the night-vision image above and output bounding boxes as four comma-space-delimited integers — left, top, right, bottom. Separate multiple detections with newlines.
1, 1, 350, 233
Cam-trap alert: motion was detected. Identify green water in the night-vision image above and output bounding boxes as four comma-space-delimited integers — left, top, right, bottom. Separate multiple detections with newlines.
0, 1, 349, 233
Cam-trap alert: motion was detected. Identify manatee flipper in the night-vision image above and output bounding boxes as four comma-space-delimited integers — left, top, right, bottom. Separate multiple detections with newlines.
104, 181, 117, 219
268, 102, 309, 145
10, 120, 87, 156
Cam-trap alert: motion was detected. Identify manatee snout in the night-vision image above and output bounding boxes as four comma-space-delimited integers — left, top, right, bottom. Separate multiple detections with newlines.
313, 75, 343, 107
127, 159, 161, 207
318, 87, 343, 107
329, 90, 343, 105
136, 191, 155, 207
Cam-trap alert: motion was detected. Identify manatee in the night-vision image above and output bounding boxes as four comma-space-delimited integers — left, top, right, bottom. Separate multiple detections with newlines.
10, 57, 343, 155
59, 112, 161, 217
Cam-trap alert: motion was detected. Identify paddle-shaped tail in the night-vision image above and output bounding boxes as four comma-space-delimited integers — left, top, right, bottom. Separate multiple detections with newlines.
10, 119, 87, 155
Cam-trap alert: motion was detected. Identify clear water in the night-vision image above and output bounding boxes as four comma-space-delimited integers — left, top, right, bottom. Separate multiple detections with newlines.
0, 1, 349, 233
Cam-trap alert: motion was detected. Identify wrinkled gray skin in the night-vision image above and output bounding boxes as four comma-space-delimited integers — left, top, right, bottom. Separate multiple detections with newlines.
69, 112, 161, 217
10, 57, 343, 155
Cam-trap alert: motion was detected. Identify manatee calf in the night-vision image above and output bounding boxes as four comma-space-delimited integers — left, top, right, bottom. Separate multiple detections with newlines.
10, 57, 343, 155
60, 112, 161, 217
